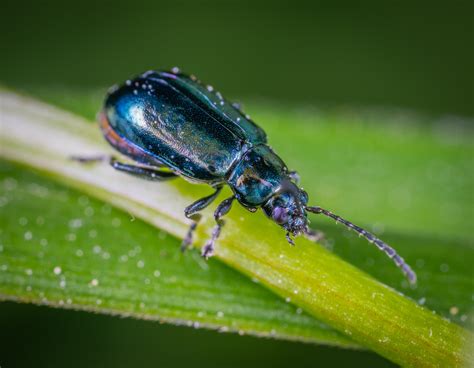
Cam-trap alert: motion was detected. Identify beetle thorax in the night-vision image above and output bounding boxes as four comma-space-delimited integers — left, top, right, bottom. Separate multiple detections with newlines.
227, 144, 289, 207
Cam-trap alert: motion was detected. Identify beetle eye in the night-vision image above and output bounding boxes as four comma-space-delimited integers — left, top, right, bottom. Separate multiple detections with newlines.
272, 207, 289, 224
300, 190, 309, 205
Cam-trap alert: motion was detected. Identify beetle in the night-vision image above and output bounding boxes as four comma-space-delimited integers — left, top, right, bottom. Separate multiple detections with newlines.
74, 68, 416, 284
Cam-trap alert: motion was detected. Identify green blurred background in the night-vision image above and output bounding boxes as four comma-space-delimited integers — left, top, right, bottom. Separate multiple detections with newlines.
1, 0, 472, 367
1, 0, 473, 116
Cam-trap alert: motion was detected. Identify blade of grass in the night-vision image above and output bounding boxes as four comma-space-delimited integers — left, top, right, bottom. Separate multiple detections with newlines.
0, 160, 357, 347
29, 87, 474, 325
1, 89, 472, 367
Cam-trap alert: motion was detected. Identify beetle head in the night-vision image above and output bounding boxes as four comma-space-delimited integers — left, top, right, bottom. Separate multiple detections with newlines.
262, 180, 309, 242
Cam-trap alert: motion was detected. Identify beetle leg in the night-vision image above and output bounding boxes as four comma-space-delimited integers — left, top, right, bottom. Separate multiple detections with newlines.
286, 232, 295, 246
181, 186, 223, 251
304, 227, 325, 243
184, 186, 223, 218
109, 158, 177, 181
289, 170, 300, 184
70, 154, 111, 163
202, 196, 235, 259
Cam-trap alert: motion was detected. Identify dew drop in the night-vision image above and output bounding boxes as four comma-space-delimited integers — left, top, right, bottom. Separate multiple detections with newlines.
90, 278, 99, 287
68, 218, 83, 229
440, 263, 450, 273
65, 233, 76, 242
84, 207, 94, 217
112, 218, 121, 227
416, 259, 425, 268
78, 196, 89, 206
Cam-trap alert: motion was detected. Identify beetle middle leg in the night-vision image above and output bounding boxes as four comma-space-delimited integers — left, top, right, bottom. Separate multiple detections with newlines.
202, 195, 235, 259
181, 186, 223, 251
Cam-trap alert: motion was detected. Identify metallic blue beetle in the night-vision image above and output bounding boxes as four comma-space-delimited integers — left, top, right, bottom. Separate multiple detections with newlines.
77, 69, 416, 284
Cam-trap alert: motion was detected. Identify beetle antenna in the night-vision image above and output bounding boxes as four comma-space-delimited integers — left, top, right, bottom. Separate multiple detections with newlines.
305, 205, 417, 284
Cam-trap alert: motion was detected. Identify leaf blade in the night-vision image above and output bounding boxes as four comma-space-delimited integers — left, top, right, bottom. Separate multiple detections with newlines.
0, 160, 357, 348
1, 89, 472, 367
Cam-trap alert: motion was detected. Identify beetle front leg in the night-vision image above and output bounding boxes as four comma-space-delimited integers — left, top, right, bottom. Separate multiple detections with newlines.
202, 196, 235, 259
304, 227, 325, 243
181, 186, 223, 251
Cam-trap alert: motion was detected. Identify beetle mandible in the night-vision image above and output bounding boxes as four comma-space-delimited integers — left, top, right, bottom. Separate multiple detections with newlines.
74, 68, 416, 284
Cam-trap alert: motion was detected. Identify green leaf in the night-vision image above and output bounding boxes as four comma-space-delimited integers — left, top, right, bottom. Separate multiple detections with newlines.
0, 160, 355, 347
1, 89, 472, 367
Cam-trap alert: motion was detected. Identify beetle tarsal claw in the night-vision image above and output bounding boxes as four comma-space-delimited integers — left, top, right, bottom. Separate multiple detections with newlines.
286, 232, 295, 246
201, 242, 215, 259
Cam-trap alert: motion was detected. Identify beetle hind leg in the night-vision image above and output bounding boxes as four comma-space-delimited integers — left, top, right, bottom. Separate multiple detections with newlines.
202, 196, 235, 259
109, 158, 177, 181
72, 155, 175, 180
71, 154, 111, 163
